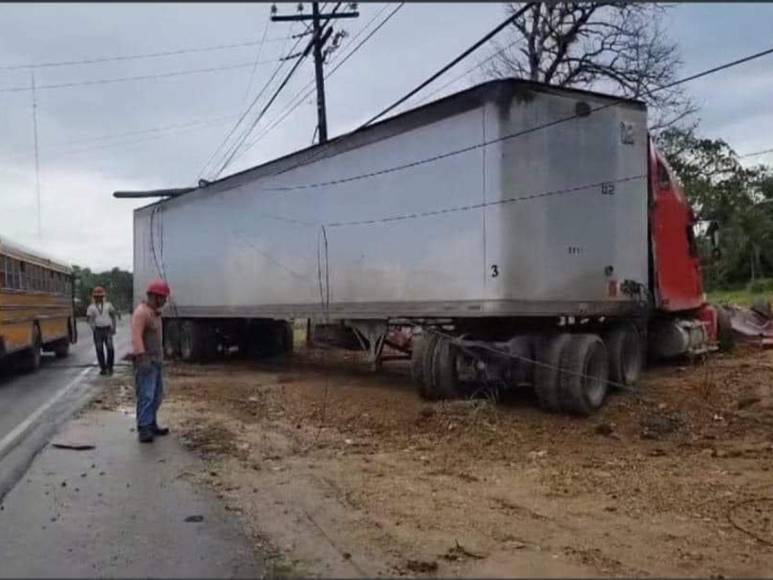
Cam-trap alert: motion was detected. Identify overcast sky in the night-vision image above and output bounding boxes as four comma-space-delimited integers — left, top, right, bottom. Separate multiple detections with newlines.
0, 2, 771, 271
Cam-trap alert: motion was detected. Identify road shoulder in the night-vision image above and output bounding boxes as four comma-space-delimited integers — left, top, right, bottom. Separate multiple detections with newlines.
0, 405, 265, 578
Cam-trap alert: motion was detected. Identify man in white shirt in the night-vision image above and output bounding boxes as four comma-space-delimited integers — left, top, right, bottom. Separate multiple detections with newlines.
86, 286, 117, 375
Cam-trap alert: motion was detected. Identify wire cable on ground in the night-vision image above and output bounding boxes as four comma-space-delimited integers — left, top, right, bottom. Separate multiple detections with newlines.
422, 327, 647, 398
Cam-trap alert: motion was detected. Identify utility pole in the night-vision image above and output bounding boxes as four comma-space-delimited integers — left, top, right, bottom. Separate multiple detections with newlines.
30, 70, 41, 238
271, 2, 359, 144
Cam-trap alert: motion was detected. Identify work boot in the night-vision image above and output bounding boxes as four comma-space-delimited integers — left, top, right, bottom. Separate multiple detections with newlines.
99, 368, 107, 376
107, 367, 114, 376
152, 424, 170, 436
138, 428, 154, 443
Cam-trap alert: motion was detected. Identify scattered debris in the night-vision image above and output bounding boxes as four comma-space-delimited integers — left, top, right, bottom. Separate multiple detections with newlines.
737, 397, 761, 410
404, 559, 438, 574
441, 540, 485, 562
52, 443, 96, 451
184, 515, 204, 523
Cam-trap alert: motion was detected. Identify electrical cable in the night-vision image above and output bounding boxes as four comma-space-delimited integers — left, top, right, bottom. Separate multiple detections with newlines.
212, 3, 348, 177
357, 3, 536, 129
234, 2, 404, 164
0, 59, 279, 94
247, 43, 773, 194
0, 35, 296, 71
197, 18, 313, 180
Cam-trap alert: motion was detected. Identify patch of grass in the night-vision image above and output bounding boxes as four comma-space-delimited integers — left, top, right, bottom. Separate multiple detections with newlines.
709, 280, 773, 306
709, 288, 757, 306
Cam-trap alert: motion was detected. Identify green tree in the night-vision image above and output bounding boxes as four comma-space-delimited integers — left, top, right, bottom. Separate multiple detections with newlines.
72, 265, 133, 316
657, 127, 773, 287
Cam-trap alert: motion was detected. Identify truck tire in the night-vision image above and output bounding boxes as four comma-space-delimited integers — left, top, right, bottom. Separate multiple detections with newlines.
558, 334, 609, 416
534, 333, 573, 412
417, 333, 441, 400
428, 337, 463, 400
716, 306, 735, 352
410, 334, 427, 385
603, 323, 642, 388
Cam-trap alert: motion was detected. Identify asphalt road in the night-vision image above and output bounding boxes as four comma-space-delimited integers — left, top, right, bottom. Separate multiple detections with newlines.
0, 319, 130, 500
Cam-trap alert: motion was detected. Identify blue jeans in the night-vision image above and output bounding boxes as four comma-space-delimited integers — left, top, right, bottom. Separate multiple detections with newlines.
134, 361, 164, 430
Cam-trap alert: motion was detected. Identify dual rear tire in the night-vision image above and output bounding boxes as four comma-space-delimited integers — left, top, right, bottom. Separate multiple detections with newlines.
411, 333, 466, 401
534, 324, 642, 416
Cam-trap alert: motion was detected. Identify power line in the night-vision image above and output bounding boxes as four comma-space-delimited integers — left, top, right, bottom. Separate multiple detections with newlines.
0, 58, 279, 94
0, 113, 238, 162
250, 42, 773, 194
408, 38, 521, 110
740, 147, 773, 159
241, 15, 273, 109
0, 36, 295, 71
210, 3, 351, 177
215, 44, 312, 177
197, 20, 311, 181
234, 3, 404, 165
325, 175, 647, 228
358, 3, 535, 129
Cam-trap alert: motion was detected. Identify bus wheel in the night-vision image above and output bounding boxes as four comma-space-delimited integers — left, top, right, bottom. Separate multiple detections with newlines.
21, 325, 42, 372
54, 338, 70, 358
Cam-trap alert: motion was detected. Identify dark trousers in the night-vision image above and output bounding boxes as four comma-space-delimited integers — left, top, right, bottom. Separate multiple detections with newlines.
93, 327, 114, 372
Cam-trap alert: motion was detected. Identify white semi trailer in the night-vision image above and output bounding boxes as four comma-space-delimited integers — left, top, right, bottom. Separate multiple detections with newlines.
129, 79, 722, 415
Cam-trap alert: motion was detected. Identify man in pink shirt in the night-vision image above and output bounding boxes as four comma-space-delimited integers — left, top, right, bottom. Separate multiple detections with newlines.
131, 279, 171, 443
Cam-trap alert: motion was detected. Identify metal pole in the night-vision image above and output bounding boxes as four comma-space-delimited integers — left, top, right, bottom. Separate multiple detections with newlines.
312, 2, 328, 144
31, 70, 42, 238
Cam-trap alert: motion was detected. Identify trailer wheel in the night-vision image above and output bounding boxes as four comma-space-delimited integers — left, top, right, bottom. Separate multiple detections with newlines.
558, 334, 609, 416
164, 319, 180, 360
428, 337, 464, 400
417, 333, 441, 400
603, 323, 642, 388
180, 320, 217, 363
410, 334, 427, 385
534, 333, 573, 412
279, 321, 294, 354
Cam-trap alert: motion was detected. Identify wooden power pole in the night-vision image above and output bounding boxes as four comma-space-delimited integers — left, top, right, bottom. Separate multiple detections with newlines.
271, 2, 358, 144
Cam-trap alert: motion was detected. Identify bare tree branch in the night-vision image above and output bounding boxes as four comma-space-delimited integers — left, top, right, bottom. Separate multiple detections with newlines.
485, 2, 696, 132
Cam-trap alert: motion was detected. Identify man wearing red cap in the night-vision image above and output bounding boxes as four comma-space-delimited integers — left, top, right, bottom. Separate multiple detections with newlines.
131, 278, 171, 443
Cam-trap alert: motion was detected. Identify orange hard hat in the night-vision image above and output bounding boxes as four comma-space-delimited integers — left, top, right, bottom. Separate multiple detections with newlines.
92, 286, 106, 297
146, 278, 171, 297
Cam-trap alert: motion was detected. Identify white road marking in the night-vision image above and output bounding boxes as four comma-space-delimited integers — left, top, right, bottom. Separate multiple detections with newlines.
0, 366, 94, 458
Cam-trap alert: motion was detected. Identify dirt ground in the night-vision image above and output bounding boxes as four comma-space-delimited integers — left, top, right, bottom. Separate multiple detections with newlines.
96, 337, 773, 578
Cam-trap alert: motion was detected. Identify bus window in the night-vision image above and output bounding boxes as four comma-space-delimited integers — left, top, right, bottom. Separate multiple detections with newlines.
11, 260, 20, 290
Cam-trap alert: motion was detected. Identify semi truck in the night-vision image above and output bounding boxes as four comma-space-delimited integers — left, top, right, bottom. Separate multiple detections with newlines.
126, 79, 728, 415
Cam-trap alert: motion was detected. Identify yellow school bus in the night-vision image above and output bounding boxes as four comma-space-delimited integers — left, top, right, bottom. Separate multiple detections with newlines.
0, 237, 76, 371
